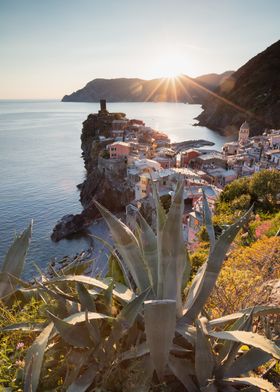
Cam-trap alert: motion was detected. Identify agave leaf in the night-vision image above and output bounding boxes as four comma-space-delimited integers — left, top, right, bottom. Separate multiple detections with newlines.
195, 318, 215, 388
103, 278, 135, 304
0, 221, 32, 298
85, 309, 100, 345
144, 299, 176, 381
225, 347, 276, 377
180, 205, 253, 325
119, 342, 191, 363
103, 278, 114, 313
93, 200, 150, 291
217, 311, 253, 374
62, 311, 111, 325
183, 262, 207, 314
202, 190, 215, 252
150, 179, 166, 299
77, 282, 96, 312
105, 288, 151, 359
209, 330, 280, 360
61, 259, 92, 276
137, 212, 158, 296
91, 233, 132, 289
115, 287, 151, 332
161, 181, 191, 316
0, 272, 30, 289
3, 287, 41, 304
66, 364, 98, 392
175, 323, 196, 346
210, 306, 280, 328
119, 341, 150, 362
47, 312, 93, 348
45, 275, 135, 302
221, 377, 277, 392
151, 178, 167, 232
2, 322, 44, 333
24, 322, 53, 392
168, 355, 198, 392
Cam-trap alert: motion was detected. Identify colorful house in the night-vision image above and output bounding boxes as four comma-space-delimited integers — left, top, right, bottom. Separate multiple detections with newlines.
108, 142, 131, 159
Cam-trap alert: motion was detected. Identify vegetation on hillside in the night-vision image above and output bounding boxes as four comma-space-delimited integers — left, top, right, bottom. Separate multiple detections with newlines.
0, 177, 279, 391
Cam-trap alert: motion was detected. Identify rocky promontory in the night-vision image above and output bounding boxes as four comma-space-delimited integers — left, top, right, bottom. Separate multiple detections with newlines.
52, 101, 215, 241
52, 103, 134, 241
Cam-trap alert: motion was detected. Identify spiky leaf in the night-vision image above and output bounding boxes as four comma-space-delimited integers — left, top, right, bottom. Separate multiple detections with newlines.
225, 347, 274, 377
24, 322, 53, 392
210, 306, 280, 327
180, 206, 253, 325
94, 200, 150, 291
169, 355, 198, 392
66, 365, 97, 392
0, 221, 32, 298
221, 377, 277, 392
195, 318, 215, 388
44, 275, 134, 302
77, 282, 96, 311
202, 190, 215, 252
48, 312, 92, 348
137, 212, 158, 296
209, 330, 280, 360
144, 299, 176, 381
160, 181, 191, 315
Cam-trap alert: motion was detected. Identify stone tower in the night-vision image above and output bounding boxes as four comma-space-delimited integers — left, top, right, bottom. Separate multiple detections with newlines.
99, 99, 108, 114
238, 121, 250, 145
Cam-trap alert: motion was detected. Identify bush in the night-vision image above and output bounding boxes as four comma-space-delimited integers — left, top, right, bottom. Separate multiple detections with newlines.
220, 177, 250, 202
0, 299, 45, 389
208, 236, 280, 318
249, 169, 280, 209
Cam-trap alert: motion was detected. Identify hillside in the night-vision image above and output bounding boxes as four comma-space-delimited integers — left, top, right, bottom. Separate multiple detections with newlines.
61, 71, 233, 104
197, 40, 280, 135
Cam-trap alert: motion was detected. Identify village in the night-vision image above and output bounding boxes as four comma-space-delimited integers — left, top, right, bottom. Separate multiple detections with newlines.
91, 100, 280, 250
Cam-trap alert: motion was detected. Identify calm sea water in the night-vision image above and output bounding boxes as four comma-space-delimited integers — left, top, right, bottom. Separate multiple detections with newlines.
0, 100, 231, 278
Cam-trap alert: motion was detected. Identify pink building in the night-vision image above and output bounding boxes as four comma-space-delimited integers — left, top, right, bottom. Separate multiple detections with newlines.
108, 142, 131, 159
177, 149, 201, 167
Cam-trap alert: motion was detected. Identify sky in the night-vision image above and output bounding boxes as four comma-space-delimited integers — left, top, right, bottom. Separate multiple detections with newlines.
0, 0, 279, 99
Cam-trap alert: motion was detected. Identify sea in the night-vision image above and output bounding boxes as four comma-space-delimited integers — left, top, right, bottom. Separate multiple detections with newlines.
0, 100, 234, 278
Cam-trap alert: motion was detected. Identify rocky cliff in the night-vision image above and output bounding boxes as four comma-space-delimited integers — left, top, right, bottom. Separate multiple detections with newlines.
197, 40, 280, 136
62, 72, 233, 104
51, 106, 133, 242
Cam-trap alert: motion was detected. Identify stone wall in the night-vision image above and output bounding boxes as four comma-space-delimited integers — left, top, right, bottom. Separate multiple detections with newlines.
98, 156, 127, 176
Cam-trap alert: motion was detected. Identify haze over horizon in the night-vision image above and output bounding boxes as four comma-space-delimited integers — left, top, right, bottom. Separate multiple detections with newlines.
0, 0, 279, 99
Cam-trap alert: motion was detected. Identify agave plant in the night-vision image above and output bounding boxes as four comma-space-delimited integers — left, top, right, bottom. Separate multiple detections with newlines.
0, 183, 280, 391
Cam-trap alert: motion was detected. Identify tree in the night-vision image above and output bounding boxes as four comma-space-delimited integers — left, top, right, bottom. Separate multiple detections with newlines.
220, 177, 250, 202
249, 169, 280, 209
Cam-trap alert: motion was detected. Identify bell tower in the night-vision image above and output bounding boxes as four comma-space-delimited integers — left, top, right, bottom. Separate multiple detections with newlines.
238, 121, 250, 145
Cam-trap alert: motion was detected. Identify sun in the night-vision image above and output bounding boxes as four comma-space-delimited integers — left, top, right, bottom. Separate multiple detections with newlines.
155, 52, 184, 79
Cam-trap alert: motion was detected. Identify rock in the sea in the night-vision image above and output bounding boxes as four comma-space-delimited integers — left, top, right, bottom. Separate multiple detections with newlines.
51, 214, 89, 242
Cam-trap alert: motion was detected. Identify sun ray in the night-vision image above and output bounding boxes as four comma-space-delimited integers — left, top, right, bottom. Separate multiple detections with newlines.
180, 74, 271, 126
144, 77, 166, 102
169, 77, 177, 103
175, 76, 193, 103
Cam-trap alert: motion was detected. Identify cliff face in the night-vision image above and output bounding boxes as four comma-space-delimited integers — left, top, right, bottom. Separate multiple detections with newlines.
62, 72, 233, 104
51, 107, 133, 242
79, 109, 133, 210
197, 40, 280, 136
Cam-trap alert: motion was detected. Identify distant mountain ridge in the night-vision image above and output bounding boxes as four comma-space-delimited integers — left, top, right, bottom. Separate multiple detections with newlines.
61, 71, 233, 104
196, 40, 280, 135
